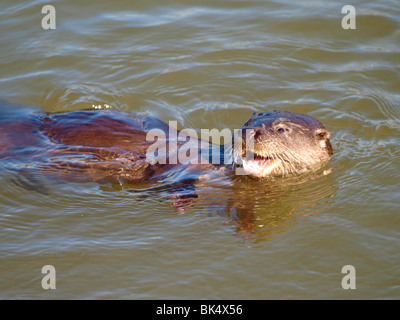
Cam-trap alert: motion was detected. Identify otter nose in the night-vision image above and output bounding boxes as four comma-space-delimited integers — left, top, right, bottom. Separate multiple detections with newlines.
242, 124, 267, 140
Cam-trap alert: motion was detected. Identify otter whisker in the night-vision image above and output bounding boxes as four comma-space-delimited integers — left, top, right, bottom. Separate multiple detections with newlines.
279, 152, 297, 175
275, 153, 288, 177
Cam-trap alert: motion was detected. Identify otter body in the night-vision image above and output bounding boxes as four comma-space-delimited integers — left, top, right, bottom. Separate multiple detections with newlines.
0, 107, 332, 183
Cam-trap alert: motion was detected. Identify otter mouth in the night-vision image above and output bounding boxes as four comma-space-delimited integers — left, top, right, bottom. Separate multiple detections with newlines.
241, 151, 279, 177
245, 151, 273, 164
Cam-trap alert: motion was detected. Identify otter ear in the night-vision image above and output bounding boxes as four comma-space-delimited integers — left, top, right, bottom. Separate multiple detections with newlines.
315, 128, 331, 140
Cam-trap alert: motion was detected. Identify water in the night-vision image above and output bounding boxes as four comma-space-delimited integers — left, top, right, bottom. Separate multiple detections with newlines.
1, 0, 399, 299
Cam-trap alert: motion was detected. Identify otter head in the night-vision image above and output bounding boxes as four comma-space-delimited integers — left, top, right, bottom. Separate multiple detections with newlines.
234, 110, 332, 178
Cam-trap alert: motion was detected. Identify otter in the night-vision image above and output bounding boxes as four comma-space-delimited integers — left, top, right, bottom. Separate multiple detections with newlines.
0, 103, 332, 210
237, 110, 332, 178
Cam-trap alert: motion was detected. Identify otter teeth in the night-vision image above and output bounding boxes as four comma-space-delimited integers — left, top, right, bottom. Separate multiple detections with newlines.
241, 152, 277, 177
254, 154, 271, 162
242, 150, 271, 162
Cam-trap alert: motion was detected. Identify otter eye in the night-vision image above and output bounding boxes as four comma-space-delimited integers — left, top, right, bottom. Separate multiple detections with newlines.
277, 128, 285, 133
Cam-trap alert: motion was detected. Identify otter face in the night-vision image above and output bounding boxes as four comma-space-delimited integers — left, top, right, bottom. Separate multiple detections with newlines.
235, 110, 332, 178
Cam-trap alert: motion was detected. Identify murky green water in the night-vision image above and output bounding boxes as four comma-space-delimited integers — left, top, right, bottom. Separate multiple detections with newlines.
1, 0, 399, 299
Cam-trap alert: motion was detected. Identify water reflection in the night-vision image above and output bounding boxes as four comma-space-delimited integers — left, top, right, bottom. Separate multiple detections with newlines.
110, 172, 337, 243
209, 174, 336, 242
